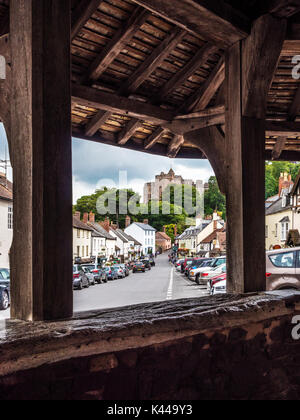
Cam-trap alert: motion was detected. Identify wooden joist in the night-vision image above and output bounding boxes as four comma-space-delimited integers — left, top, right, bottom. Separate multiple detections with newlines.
269, 0, 300, 18
153, 43, 219, 104
167, 134, 185, 158
72, 84, 174, 125
144, 127, 167, 150
130, 0, 250, 47
180, 58, 225, 113
163, 113, 225, 135
71, 0, 101, 41
85, 110, 110, 137
118, 119, 142, 145
119, 28, 186, 96
87, 7, 149, 81
175, 105, 225, 120
272, 136, 288, 160
266, 121, 300, 136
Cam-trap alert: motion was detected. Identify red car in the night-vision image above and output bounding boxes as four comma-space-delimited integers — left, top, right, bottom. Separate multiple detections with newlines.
207, 273, 227, 295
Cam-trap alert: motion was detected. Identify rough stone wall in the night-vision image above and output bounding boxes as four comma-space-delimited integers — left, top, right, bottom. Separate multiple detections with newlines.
0, 313, 299, 400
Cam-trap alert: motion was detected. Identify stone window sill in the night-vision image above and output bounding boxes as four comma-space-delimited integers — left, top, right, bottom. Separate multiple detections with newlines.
0, 291, 299, 377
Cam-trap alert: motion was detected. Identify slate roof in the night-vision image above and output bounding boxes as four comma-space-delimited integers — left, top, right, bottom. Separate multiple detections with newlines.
132, 223, 156, 232
266, 197, 292, 216
0, 173, 12, 201
125, 235, 142, 247
73, 216, 93, 231
88, 222, 116, 241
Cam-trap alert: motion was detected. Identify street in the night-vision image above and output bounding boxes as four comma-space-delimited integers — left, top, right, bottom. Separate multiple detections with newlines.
0, 254, 208, 320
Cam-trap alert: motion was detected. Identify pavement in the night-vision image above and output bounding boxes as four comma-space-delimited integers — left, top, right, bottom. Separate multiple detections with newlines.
0, 254, 209, 319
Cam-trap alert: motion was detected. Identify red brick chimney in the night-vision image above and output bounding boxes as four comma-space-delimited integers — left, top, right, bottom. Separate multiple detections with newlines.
89, 212, 95, 223
144, 219, 149, 225
174, 225, 178, 237
100, 217, 110, 232
163, 226, 166, 233
125, 215, 131, 228
83, 212, 89, 224
74, 211, 81, 220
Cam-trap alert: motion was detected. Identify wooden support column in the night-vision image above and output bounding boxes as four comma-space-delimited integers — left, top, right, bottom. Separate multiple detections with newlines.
225, 15, 286, 294
10, 0, 73, 321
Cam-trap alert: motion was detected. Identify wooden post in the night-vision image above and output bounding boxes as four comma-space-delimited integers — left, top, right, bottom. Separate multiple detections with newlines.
10, 0, 73, 320
225, 15, 286, 293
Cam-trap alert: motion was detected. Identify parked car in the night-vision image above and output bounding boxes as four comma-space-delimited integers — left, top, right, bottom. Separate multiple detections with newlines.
119, 264, 130, 277
133, 262, 146, 273
207, 266, 227, 295
73, 265, 90, 290
82, 267, 96, 286
190, 257, 226, 284
181, 258, 194, 273
186, 258, 211, 278
82, 264, 107, 284
141, 259, 152, 271
175, 259, 185, 271
211, 279, 227, 296
0, 269, 10, 310
114, 265, 126, 279
266, 248, 300, 291
149, 258, 156, 267
105, 267, 119, 281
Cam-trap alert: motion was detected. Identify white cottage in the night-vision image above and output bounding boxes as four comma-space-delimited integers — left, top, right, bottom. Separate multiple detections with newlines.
0, 173, 13, 268
125, 220, 156, 256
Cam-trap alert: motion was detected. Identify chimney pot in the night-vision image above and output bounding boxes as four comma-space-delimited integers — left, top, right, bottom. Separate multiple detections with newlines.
83, 213, 89, 224
125, 215, 131, 228
74, 211, 81, 220
89, 212, 95, 223
144, 219, 149, 225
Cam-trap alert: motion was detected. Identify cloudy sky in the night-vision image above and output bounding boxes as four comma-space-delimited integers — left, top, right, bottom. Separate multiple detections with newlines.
0, 124, 214, 203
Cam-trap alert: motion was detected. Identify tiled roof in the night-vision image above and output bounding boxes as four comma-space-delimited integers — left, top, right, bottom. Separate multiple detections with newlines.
201, 229, 225, 244
73, 216, 93, 231
88, 222, 116, 240
157, 232, 171, 241
126, 235, 142, 247
132, 222, 156, 232
0, 173, 12, 201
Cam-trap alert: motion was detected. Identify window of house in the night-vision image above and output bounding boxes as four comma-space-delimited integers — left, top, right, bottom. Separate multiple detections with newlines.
8, 206, 13, 230
275, 224, 278, 238
281, 222, 289, 241
265, 225, 268, 238
77, 229, 80, 238
77, 246, 80, 257
86, 246, 89, 257
82, 246, 84, 256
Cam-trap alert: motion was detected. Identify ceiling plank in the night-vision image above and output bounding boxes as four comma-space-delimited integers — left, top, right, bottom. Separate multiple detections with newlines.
87, 7, 148, 81
118, 119, 143, 145
153, 43, 219, 104
144, 127, 167, 150
130, 0, 250, 47
167, 134, 185, 158
265, 120, 300, 136
179, 57, 225, 113
72, 84, 174, 125
71, 0, 101, 41
289, 86, 300, 121
119, 28, 186, 96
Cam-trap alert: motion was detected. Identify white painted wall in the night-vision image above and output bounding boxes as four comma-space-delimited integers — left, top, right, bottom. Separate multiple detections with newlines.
125, 224, 156, 255
0, 200, 13, 268
73, 228, 92, 261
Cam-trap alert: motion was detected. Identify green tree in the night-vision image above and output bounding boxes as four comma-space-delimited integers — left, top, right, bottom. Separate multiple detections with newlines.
204, 176, 226, 219
265, 161, 300, 199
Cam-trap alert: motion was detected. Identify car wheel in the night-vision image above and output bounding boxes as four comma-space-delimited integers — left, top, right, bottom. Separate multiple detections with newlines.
195, 275, 200, 285
78, 281, 83, 290
86, 281, 90, 288
0, 291, 9, 310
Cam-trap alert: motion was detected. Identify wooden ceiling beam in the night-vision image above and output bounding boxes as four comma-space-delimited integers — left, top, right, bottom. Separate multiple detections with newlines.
272, 136, 288, 160
130, 0, 250, 47
269, 0, 300, 18
72, 83, 174, 125
85, 110, 110, 137
175, 104, 225, 120
266, 120, 300, 136
179, 57, 225, 113
87, 7, 148, 81
118, 119, 143, 145
119, 28, 186, 96
144, 127, 167, 150
153, 43, 219, 104
71, 0, 101, 41
167, 135, 185, 158
163, 113, 225, 135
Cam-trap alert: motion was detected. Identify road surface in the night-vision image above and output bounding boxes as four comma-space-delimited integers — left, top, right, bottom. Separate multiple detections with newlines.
0, 254, 208, 320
